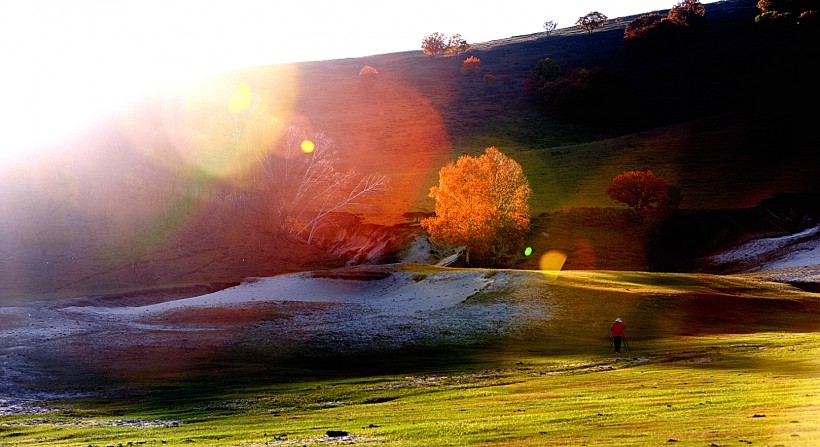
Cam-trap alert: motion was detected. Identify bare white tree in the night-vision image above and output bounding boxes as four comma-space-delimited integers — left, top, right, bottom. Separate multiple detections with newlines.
182, 93, 390, 244
255, 125, 389, 243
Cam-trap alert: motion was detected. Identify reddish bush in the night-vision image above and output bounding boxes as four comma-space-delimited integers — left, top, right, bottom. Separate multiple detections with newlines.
359, 65, 379, 90
625, 1, 706, 46
462, 56, 481, 74
668, 0, 706, 27
607, 170, 679, 215
359, 65, 379, 76
624, 13, 666, 40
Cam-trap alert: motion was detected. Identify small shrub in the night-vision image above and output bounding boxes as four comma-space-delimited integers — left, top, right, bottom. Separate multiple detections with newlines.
755, 10, 794, 23
483, 73, 496, 83
523, 57, 565, 95
412, 273, 427, 282
624, 13, 665, 40
359, 65, 379, 91
798, 10, 819, 26
462, 56, 481, 74
359, 65, 379, 76
543, 20, 557, 34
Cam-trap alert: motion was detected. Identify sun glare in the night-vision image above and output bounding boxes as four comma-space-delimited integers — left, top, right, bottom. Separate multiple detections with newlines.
229, 83, 253, 114
0, 2, 314, 167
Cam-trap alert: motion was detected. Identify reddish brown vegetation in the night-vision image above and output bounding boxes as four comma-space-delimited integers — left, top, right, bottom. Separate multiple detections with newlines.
624, 0, 705, 41
462, 56, 481, 74
606, 170, 680, 215
422, 147, 531, 266
576, 11, 608, 33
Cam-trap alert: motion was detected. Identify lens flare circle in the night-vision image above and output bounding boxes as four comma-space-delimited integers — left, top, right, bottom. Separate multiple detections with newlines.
539, 250, 567, 279
301, 140, 315, 153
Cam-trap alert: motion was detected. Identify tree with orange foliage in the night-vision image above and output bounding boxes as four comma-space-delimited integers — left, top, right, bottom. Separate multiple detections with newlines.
576, 11, 609, 34
422, 147, 531, 266
607, 170, 680, 215
421, 32, 470, 57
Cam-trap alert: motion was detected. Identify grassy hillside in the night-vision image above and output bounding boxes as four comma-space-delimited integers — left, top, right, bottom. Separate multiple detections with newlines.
248, 0, 818, 218
3, 267, 819, 446
1, 0, 818, 296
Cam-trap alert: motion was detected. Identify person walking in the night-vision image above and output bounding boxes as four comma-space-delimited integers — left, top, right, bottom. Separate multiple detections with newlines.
611, 318, 625, 353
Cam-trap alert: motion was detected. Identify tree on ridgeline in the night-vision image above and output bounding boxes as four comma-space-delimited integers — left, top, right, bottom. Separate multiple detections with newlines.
422, 147, 531, 266
543, 20, 557, 35
624, 0, 706, 48
607, 170, 680, 216
668, 0, 706, 27
421, 32, 470, 57
576, 11, 608, 34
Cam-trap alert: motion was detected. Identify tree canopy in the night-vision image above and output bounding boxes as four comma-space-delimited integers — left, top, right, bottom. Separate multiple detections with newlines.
422, 147, 531, 266
576, 11, 609, 33
421, 32, 470, 57
606, 170, 679, 215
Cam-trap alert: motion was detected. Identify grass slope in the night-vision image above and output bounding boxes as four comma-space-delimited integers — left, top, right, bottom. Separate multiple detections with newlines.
2, 0, 819, 295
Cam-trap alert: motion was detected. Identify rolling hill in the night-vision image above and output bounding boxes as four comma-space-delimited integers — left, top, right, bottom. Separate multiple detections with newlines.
1, 0, 818, 297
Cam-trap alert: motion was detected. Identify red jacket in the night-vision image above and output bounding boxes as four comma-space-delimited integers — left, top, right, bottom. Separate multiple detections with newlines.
611, 321, 625, 337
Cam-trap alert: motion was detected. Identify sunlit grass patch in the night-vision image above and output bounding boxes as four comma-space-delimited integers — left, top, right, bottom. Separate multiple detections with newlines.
5, 334, 819, 446
3, 266, 820, 446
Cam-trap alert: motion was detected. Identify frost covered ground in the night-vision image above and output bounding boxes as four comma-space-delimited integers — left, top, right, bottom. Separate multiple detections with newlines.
707, 225, 820, 282
0, 267, 552, 415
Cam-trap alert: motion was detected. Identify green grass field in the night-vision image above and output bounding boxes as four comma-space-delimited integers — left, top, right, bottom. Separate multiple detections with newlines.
2, 269, 818, 446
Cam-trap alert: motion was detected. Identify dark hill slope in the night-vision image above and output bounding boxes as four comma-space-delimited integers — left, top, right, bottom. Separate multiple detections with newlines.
235, 0, 819, 218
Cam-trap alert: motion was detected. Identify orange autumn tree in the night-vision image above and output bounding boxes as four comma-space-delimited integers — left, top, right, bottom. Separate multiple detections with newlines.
422, 147, 531, 266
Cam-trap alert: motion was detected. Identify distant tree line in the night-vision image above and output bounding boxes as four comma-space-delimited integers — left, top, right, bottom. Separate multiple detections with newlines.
755, 0, 819, 25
